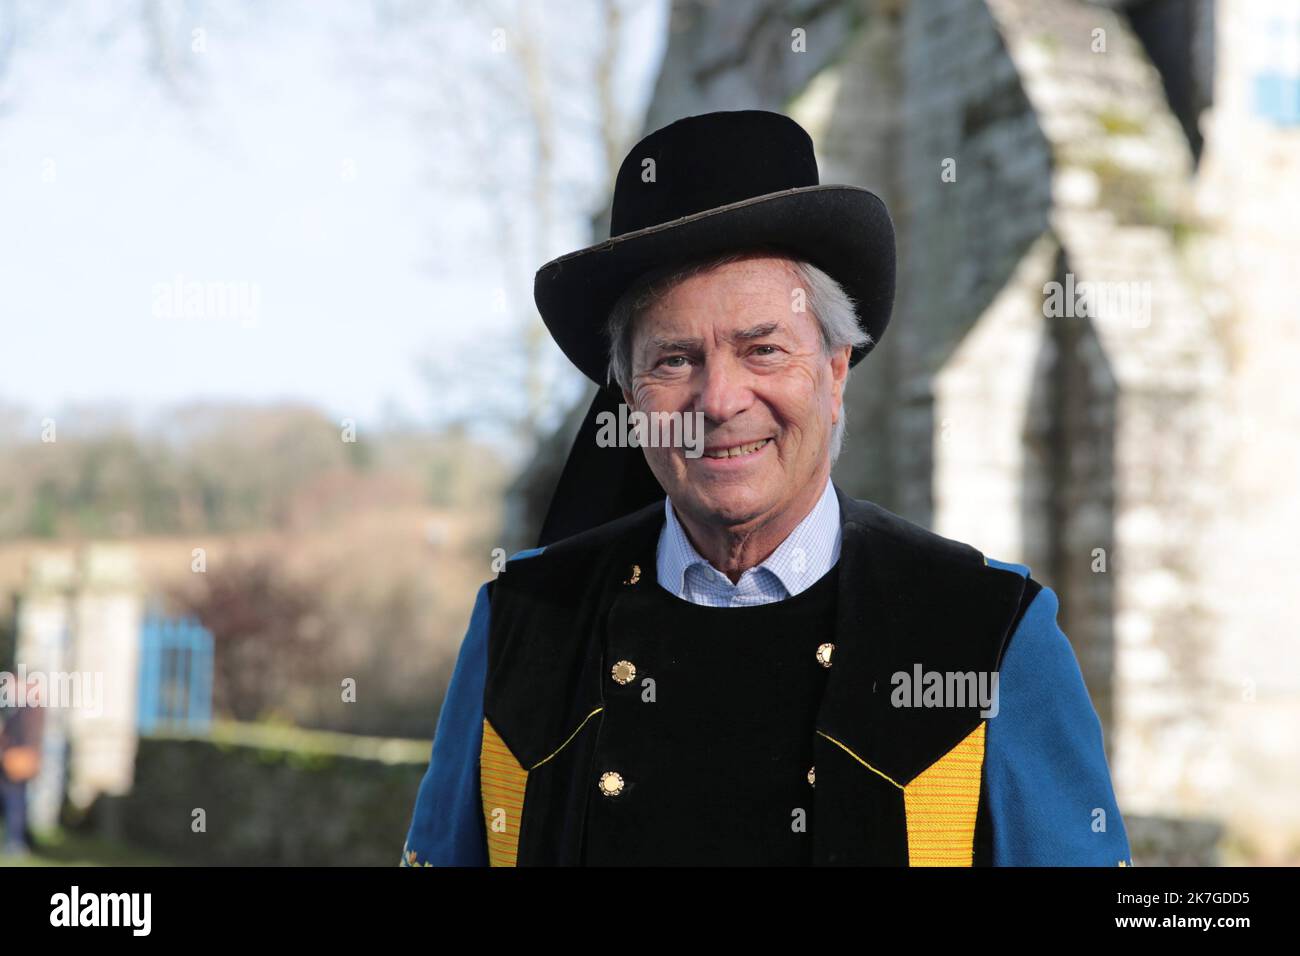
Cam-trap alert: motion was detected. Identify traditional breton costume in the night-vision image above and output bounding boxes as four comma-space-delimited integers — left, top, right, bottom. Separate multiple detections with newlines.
401, 111, 1132, 866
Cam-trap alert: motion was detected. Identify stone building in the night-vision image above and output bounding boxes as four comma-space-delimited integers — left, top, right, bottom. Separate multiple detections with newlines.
509, 0, 1300, 864
12, 546, 144, 831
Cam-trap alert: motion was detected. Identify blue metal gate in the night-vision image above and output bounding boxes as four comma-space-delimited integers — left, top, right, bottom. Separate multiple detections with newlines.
137, 611, 214, 734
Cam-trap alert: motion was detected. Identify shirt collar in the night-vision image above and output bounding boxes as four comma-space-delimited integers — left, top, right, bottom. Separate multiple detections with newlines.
656, 476, 841, 601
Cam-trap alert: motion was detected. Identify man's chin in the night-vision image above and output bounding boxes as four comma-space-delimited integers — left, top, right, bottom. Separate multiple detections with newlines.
674, 485, 772, 529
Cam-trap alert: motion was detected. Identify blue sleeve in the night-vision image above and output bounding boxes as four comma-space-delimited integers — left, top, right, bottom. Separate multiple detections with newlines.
983, 560, 1132, 866
400, 582, 491, 867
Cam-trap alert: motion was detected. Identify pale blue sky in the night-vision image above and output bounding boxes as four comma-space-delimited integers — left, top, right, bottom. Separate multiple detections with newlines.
0, 0, 667, 446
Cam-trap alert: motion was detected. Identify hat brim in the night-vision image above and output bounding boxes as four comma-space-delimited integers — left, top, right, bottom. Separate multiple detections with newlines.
534, 184, 896, 386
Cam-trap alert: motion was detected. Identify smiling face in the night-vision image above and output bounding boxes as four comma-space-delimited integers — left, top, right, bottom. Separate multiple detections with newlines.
622, 254, 851, 535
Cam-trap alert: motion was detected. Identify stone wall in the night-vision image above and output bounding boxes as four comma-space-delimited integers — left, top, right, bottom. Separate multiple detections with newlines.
799, 0, 1249, 860
1192, 0, 1300, 862
989, 0, 1226, 834
793, 4, 908, 508
107, 722, 429, 866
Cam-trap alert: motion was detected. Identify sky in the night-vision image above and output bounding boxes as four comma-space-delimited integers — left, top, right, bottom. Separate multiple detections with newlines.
0, 0, 667, 445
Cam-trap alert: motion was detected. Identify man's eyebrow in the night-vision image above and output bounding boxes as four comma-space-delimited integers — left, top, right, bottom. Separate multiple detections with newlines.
647, 322, 785, 352
649, 335, 704, 352
732, 321, 782, 342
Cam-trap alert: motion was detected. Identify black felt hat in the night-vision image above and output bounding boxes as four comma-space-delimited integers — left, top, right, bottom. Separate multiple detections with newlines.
534, 109, 896, 387
532, 110, 896, 547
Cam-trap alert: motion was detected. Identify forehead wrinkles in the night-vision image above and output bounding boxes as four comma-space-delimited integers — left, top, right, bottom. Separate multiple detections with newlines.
664, 262, 794, 316
637, 265, 801, 352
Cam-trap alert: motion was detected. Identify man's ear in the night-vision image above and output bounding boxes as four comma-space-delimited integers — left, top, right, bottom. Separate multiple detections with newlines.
830, 344, 851, 421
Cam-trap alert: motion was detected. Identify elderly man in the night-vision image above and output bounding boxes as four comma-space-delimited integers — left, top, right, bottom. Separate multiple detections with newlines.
401, 110, 1131, 866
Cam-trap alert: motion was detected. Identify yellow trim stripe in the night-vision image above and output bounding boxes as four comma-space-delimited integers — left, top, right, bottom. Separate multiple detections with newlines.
480, 719, 528, 867
530, 707, 603, 770
903, 722, 986, 867
815, 729, 904, 789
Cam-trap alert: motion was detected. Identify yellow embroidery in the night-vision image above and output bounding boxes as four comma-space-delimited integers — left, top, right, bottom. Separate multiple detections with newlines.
481, 719, 528, 867
399, 840, 432, 867
903, 722, 986, 867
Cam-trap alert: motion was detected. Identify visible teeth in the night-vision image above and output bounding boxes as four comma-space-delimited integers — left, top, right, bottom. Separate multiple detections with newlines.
704, 438, 770, 459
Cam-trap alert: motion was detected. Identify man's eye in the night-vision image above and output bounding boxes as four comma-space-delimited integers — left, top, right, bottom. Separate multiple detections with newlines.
659, 355, 689, 368
751, 345, 779, 356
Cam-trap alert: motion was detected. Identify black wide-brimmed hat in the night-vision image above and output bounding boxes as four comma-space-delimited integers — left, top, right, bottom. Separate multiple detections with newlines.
534, 109, 896, 387
532, 109, 896, 547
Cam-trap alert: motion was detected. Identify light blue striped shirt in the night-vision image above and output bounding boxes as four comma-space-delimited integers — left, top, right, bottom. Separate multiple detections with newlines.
656, 476, 841, 606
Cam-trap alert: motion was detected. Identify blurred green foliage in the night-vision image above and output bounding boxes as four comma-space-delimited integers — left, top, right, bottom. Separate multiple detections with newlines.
0, 403, 506, 540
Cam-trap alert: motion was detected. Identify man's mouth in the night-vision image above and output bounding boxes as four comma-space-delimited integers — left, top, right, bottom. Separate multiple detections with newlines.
701, 437, 773, 459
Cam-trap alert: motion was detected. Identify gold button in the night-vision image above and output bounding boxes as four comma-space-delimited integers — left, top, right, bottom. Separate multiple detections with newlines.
599, 771, 625, 796
807, 765, 816, 787
816, 643, 835, 667
611, 660, 637, 685
622, 564, 641, 585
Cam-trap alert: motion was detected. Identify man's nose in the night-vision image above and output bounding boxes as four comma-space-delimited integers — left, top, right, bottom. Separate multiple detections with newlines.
695, 354, 752, 424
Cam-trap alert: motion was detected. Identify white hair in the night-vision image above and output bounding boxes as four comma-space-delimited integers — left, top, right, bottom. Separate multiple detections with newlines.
604, 249, 871, 464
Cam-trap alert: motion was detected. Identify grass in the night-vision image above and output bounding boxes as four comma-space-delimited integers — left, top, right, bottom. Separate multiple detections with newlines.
0, 828, 179, 867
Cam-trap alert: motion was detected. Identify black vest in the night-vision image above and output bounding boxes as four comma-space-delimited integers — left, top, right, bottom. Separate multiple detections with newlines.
481, 485, 1038, 866
583, 557, 840, 865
